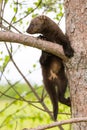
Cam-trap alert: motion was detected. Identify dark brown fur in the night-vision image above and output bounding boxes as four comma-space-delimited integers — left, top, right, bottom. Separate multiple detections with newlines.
26, 15, 73, 120
39, 38, 71, 120
26, 15, 74, 58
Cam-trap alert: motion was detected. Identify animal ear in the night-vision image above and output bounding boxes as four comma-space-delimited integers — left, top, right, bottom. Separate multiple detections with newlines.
39, 15, 46, 20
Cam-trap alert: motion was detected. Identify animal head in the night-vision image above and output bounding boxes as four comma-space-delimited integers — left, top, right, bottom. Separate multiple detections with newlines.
26, 15, 47, 34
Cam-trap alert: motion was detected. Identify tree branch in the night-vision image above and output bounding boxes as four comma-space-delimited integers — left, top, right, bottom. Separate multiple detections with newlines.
0, 31, 68, 62
23, 117, 87, 130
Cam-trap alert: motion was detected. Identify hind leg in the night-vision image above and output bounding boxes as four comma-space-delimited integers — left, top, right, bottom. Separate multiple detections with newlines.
57, 76, 71, 106
59, 92, 71, 107
44, 81, 58, 120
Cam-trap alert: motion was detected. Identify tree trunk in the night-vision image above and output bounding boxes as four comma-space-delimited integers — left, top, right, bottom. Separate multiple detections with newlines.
65, 0, 87, 129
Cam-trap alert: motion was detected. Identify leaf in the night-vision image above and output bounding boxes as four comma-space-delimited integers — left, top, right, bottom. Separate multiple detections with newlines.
5, 0, 8, 3
12, 16, 17, 22
2, 55, 10, 68
13, 7, 17, 13
24, 7, 33, 15
33, 64, 36, 68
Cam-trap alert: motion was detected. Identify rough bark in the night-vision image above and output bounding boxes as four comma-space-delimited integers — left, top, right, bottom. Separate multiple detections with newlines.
65, 0, 87, 129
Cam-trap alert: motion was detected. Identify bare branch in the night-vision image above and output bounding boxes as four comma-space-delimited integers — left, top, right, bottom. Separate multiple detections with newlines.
23, 117, 87, 130
0, 31, 68, 62
13, 0, 42, 24
0, 0, 3, 24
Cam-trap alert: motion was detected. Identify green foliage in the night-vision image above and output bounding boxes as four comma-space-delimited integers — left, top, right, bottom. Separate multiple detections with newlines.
12, 16, 17, 22
5, 0, 8, 3
3, 55, 10, 67
33, 64, 36, 68
0, 84, 71, 130
13, 7, 17, 13
55, 3, 64, 21
0, 54, 10, 72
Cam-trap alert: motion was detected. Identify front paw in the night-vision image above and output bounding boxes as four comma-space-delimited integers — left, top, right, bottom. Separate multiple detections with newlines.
37, 35, 46, 40
64, 47, 74, 58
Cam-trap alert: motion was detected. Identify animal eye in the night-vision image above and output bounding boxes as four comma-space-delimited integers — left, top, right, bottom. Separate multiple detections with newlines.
29, 23, 34, 28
